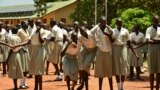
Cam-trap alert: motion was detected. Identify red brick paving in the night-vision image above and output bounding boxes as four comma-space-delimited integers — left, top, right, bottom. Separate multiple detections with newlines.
0, 65, 151, 90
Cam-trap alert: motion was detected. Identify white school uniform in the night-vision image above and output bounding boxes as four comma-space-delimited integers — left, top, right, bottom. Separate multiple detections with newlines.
49, 25, 63, 64
112, 27, 130, 76
29, 28, 47, 75
0, 28, 6, 62
91, 25, 112, 78
17, 28, 30, 72
8, 34, 23, 79
129, 32, 144, 67
146, 26, 160, 73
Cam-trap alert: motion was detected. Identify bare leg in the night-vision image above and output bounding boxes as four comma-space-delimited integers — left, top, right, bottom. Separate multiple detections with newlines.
13, 79, 18, 90
77, 71, 84, 90
2, 62, 6, 75
34, 75, 38, 90
116, 75, 120, 90
79, 70, 82, 83
156, 73, 160, 90
130, 66, 134, 80
150, 74, 154, 90
121, 75, 125, 90
46, 61, 49, 75
59, 58, 63, 72
108, 77, 113, 90
99, 78, 103, 90
84, 71, 89, 90
53, 63, 60, 75
66, 76, 70, 90
71, 81, 77, 90
38, 75, 42, 90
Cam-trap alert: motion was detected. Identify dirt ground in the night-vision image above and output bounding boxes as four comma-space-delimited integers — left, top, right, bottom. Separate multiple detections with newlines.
0, 64, 152, 90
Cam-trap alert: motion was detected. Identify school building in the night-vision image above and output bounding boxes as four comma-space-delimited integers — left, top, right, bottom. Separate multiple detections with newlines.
0, 0, 77, 26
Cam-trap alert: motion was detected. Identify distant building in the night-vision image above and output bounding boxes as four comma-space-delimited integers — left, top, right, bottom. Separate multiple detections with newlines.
0, 0, 77, 26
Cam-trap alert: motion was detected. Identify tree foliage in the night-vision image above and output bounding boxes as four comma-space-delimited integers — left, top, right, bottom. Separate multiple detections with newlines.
111, 8, 151, 33
70, 0, 160, 25
34, 0, 47, 17
70, 0, 105, 25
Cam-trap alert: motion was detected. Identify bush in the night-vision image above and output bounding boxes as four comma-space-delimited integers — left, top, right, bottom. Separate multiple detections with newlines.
111, 8, 152, 33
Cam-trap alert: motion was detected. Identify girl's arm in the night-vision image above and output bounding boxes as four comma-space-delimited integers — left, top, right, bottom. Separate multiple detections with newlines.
0, 41, 13, 48
13, 40, 31, 48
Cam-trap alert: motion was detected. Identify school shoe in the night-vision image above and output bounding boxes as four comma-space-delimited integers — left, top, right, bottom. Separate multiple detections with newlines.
54, 76, 62, 81
19, 85, 27, 89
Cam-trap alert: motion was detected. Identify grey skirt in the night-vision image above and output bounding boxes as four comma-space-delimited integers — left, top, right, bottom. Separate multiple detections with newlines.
29, 45, 46, 75
147, 44, 160, 73
112, 45, 128, 76
48, 41, 63, 64
95, 48, 112, 78
62, 54, 78, 81
81, 47, 96, 73
19, 46, 30, 72
129, 47, 143, 67
8, 52, 23, 79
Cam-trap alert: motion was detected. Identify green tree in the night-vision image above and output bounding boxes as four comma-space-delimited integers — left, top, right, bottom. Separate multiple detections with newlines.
111, 8, 151, 33
71, 0, 160, 25
34, 0, 47, 17
70, 0, 105, 25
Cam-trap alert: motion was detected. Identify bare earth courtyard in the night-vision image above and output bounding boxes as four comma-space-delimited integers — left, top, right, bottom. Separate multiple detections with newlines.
0, 65, 151, 90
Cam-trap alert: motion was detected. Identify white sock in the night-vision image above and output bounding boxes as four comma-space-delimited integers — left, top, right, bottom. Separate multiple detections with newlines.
121, 82, 124, 89
23, 78, 26, 86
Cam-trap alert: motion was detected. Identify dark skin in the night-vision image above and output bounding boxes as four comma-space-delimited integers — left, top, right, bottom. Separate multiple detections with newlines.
61, 33, 78, 90
95, 16, 113, 90
146, 15, 160, 90
49, 20, 62, 78
14, 20, 55, 90
28, 18, 34, 28
111, 18, 139, 90
129, 25, 144, 81
78, 26, 96, 90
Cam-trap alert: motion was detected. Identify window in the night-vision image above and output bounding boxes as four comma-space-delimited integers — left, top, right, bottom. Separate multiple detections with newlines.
5, 20, 9, 24
11, 20, 13, 24
60, 18, 66, 23
17, 20, 20, 24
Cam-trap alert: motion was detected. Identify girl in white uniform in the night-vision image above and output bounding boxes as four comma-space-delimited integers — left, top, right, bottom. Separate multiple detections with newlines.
0, 22, 7, 75
129, 25, 144, 80
17, 21, 30, 89
112, 18, 138, 90
15, 20, 54, 90
91, 17, 113, 90
145, 15, 160, 90
6, 27, 23, 90
48, 20, 63, 81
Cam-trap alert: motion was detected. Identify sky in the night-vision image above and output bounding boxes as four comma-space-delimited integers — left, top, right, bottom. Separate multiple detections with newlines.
0, 0, 34, 7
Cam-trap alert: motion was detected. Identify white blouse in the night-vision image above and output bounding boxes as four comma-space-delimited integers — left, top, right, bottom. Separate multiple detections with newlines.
130, 32, 145, 47
17, 28, 30, 43
91, 25, 112, 52
30, 28, 47, 45
112, 27, 130, 45
51, 25, 63, 42
146, 26, 160, 40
